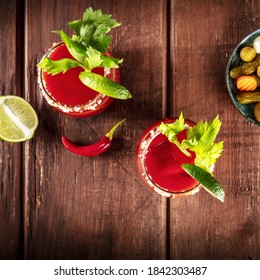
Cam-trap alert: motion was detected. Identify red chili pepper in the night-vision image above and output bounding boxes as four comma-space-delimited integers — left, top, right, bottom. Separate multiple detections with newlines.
61, 119, 126, 156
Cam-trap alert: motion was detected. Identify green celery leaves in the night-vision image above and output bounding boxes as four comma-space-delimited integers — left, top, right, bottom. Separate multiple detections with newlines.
51, 7, 122, 71
37, 7, 131, 100
37, 57, 83, 75
159, 113, 223, 173
159, 112, 191, 157
69, 7, 120, 52
183, 115, 224, 172
159, 113, 225, 201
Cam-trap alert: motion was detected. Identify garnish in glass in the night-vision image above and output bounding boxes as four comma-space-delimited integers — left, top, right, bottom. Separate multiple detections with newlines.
159, 113, 225, 202
38, 7, 132, 100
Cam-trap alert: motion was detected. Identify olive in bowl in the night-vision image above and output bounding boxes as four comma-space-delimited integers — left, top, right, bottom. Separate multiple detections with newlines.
226, 29, 260, 125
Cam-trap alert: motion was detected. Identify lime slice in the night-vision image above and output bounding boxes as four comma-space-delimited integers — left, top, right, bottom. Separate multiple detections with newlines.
182, 163, 225, 202
79, 71, 132, 100
0, 95, 38, 142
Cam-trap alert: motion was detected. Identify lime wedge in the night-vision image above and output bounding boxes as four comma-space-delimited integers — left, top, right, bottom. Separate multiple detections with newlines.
0, 95, 38, 142
182, 163, 225, 202
79, 71, 132, 100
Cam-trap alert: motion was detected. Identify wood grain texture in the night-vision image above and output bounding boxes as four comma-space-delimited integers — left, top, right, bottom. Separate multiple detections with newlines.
0, 0, 23, 259
169, 0, 260, 259
1, 0, 260, 261
24, 0, 167, 259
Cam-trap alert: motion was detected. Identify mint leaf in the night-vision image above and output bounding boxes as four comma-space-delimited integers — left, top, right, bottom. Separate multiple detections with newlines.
37, 57, 83, 75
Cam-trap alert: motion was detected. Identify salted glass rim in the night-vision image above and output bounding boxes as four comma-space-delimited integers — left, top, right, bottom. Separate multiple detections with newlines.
136, 118, 202, 198
37, 42, 110, 114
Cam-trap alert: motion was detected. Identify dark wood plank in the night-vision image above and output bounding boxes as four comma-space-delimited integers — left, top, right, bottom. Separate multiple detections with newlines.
0, 0, 22, 259
169, 0, 260, 259
24, 0, 167, 259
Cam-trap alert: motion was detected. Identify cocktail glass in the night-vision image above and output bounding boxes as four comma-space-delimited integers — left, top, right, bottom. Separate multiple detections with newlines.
135, 118, 202, 198
37, 42, 120, 118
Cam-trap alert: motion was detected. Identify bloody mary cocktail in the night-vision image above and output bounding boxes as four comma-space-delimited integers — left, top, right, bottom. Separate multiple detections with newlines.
38, 43, 119, 117
136, 118, 202, 197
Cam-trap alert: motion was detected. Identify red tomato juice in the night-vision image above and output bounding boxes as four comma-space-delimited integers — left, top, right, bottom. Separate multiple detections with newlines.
145, 130, 197, 193
39, 43, 119, 117
43, 44, 103, 106
136, 118, 199, 196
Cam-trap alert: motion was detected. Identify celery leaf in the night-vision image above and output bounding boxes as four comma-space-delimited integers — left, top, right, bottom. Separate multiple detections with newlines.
37, 57, 83, 75
70, 7, 120, 52
159, 112, 191, 156
159, 113, 224, 172
183, 115, 224, 172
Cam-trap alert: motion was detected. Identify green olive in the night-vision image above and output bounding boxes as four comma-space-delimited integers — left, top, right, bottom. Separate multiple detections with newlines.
253, 102, 260, 122
240, 46, 256, 62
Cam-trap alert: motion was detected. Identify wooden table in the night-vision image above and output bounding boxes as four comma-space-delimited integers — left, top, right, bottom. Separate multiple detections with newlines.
1, 0, 260, 260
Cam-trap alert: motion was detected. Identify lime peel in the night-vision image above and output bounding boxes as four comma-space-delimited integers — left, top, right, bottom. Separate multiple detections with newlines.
79, 71, 132, 100
0, 95, 38, 142
182, 163, 225, 202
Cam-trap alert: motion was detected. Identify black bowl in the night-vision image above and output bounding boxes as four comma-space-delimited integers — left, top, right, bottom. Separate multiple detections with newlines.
226, 30, 260, 125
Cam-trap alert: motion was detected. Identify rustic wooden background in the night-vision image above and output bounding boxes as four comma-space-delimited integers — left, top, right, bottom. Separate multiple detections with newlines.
0, 0, 260, 260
